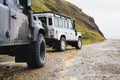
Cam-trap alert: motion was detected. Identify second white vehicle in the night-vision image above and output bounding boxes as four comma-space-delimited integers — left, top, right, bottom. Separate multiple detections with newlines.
34, 11, 82, 51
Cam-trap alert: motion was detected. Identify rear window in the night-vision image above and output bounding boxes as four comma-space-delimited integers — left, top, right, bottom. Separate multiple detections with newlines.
38, 17, 47, 25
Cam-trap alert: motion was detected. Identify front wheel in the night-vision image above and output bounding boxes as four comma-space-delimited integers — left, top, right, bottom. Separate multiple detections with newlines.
27, 33, 46, 68
75, 37, 82, 49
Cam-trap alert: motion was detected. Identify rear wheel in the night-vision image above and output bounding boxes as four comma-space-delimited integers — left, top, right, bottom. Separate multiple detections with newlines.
58, 37, 66, 51
27, 33, 46, 68
75, 37, 82, 49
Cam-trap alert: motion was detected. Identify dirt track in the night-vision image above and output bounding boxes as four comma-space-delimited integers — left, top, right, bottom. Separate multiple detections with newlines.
0, 40, 120, 80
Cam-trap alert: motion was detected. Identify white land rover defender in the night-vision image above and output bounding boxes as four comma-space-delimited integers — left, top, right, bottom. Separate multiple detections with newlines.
0, 0, 46, 68
34, 12, 82, 51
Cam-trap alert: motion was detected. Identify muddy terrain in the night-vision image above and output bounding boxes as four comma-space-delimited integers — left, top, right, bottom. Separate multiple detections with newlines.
0, 40, 120, 80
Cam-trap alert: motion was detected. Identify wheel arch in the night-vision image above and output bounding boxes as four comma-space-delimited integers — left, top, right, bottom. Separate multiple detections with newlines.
77, 32, 82, 39
78, 36, 82, 38
33, 26, 45, 41
60, 35, 66, 40
38, 29, 45, 36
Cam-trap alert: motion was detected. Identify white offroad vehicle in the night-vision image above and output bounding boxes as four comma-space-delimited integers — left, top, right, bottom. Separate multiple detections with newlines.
34, 12, 82, 51
0, 0, 46, 68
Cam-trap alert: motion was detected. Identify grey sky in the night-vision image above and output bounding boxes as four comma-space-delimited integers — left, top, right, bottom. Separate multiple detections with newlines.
66, 0, 120, 39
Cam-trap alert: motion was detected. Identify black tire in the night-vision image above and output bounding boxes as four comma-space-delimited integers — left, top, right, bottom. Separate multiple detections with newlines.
75, 37, 82, 49
27, 34, 46, 68
58, 37, 66, 51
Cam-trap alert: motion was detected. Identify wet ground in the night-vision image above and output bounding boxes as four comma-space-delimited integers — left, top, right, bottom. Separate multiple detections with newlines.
0, 40, 120, 80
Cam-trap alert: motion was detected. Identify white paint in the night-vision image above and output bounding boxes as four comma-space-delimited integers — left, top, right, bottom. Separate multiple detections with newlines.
66, 0, 120, 39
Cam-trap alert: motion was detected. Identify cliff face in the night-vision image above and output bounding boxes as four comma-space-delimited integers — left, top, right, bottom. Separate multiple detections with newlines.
32, 0, 105, 43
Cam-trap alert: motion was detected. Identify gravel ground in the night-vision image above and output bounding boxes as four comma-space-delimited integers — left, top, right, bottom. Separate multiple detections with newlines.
0, 40, 120, 80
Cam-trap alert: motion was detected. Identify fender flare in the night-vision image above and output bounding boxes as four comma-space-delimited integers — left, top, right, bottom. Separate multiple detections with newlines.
76, 32, 82, 41
33, 25, 45, 41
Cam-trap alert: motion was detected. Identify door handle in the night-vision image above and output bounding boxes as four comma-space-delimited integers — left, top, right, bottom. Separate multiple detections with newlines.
11, 14, 17, 19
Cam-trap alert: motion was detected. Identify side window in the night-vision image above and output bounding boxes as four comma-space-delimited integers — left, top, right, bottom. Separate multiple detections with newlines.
54, 18, 59, 27
67, 20, 69, 29
68, 20, 73, 30
48, 18, 52, 25
64, 19, 68, 28
58, 19, 63, 28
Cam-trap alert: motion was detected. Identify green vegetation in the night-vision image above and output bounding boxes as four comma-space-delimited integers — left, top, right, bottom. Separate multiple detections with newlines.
76, 23, 104, 44
0, 75, 3, 80
32, 0, 105, 44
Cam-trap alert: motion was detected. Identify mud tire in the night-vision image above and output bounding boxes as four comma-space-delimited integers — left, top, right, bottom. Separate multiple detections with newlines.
27, 34, 46, 68
58, 37, 66, 51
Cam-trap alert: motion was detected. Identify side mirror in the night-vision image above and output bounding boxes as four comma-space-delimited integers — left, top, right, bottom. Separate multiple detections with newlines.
27, 0, 32, 6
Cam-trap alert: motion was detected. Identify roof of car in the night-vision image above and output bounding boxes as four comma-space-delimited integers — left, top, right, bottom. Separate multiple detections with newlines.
34, 11, 71, 19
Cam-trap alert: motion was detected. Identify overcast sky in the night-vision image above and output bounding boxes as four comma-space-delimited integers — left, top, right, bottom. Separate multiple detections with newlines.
66, 0, 120, 39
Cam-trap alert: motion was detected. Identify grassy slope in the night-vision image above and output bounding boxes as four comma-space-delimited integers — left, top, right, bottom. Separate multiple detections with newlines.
32, 0, 104, 44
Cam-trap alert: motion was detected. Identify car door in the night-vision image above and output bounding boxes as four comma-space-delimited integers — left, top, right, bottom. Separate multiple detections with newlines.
7, 0, 29, 42
64, 19, 70, 41
68, 20, 76, 41
0, 0, 10, 42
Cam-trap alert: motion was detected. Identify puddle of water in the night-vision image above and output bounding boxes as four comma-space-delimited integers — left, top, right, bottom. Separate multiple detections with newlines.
62, 53, 77, 68
60, 76, 77, 80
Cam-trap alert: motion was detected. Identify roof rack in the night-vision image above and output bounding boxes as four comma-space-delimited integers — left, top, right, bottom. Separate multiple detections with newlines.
34, 11, 71, 19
